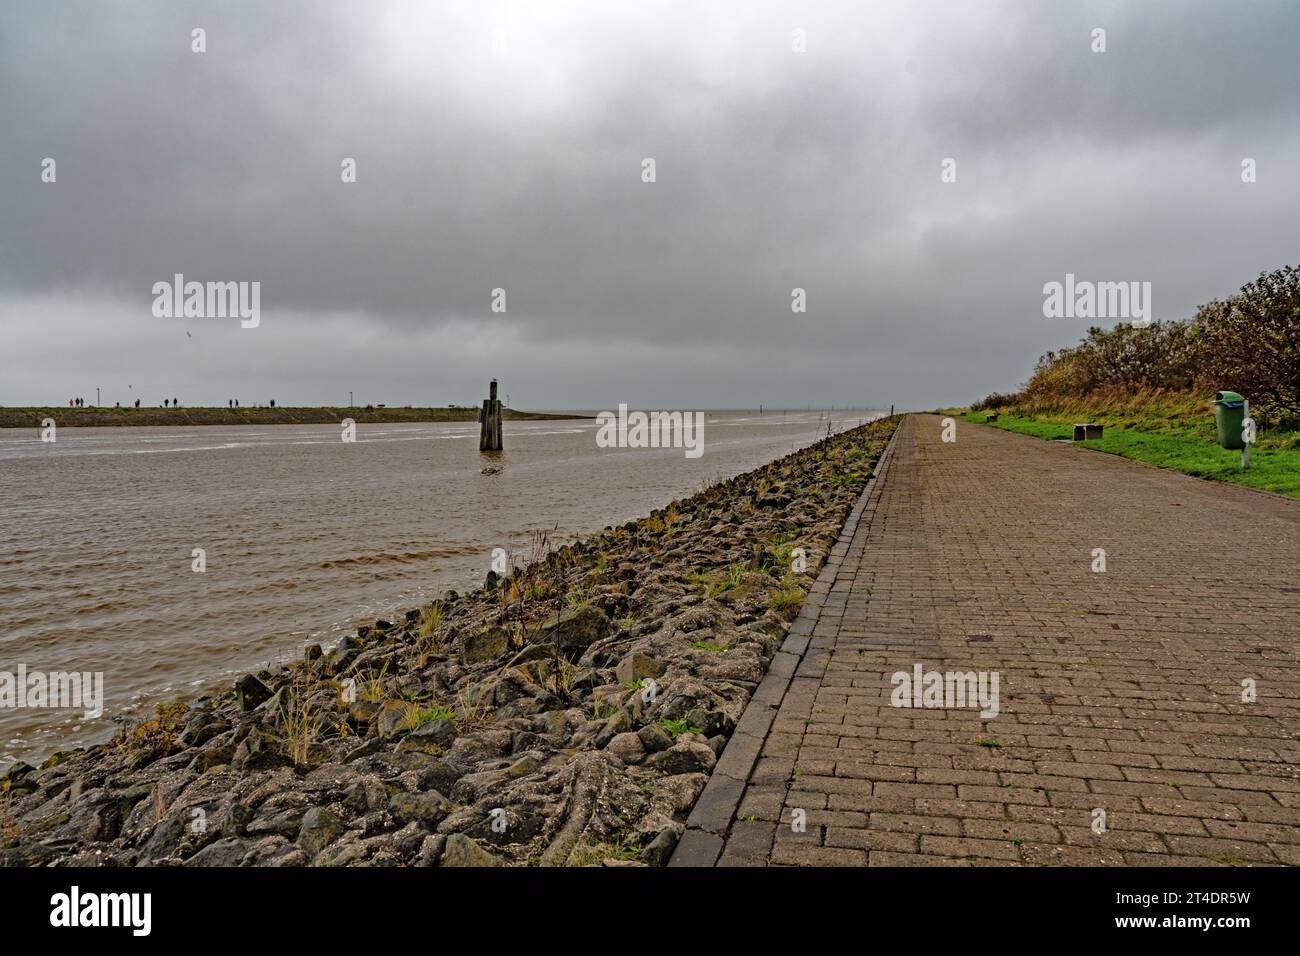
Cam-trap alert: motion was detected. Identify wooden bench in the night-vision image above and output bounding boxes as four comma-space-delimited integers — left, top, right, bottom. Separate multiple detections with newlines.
1073, 423, 1103, 441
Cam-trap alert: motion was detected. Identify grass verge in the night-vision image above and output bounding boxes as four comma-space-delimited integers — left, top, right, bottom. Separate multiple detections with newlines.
956, 401, 1300, 498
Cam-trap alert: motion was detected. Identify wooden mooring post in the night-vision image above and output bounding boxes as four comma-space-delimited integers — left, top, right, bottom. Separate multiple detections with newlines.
479, 379, 503, 451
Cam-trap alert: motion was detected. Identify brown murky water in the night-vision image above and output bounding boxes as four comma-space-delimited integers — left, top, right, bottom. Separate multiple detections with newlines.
0, 411, 878, 767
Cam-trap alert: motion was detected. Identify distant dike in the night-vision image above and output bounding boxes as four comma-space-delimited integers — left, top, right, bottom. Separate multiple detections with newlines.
0, 407, 589, 428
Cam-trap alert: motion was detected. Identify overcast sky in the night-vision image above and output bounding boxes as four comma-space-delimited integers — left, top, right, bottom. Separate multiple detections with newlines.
2, 0, 1296, 409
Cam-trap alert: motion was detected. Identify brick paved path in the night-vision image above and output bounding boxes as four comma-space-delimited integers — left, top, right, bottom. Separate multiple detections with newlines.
672, 414, 1300, 866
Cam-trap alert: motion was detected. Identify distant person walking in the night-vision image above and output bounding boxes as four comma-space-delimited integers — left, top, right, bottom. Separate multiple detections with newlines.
164, 399, 170, 408
228, 399, 233, 409
134, 399, 140, 408
173, 397, 178, 408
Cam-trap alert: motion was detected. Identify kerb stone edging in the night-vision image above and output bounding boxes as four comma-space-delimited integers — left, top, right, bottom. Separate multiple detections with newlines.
668, 418, 904, 867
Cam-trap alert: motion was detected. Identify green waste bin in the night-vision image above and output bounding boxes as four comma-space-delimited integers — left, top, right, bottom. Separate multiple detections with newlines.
1213, 391, 1247, 449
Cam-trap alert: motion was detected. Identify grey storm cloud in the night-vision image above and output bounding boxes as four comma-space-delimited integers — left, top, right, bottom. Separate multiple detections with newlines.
1, 0, 1297, 408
